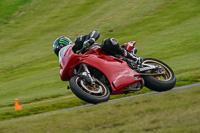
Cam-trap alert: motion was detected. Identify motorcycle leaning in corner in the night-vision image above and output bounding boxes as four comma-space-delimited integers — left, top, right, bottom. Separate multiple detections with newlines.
59, 41, 176, 104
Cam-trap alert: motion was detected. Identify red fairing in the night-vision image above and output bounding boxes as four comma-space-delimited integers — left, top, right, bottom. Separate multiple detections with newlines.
122, 41, 136, 51
59, 45, 88, 81
60, 44, 141, 95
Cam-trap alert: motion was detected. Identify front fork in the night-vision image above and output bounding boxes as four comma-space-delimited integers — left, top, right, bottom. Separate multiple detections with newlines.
82, 64, 95, 85
74, 64, 95, 85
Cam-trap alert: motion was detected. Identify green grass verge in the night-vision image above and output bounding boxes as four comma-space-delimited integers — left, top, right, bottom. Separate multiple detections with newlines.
0, 88, 151, 121
0, 0, 32, 24
0, 86, 199, 133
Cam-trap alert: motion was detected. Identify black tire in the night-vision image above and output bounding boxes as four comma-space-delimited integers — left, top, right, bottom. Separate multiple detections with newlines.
69, 76, 110, 104
141, 58, 176, 92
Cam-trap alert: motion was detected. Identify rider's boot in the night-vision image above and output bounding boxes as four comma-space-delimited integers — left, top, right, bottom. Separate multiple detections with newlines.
123, 49, 143, 65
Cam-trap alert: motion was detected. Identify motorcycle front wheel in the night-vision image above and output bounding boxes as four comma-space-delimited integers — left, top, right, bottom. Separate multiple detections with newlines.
69, 76, 110, 104
141, 58, 176, 92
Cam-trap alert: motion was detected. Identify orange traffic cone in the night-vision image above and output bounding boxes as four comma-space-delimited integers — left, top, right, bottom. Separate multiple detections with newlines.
15, 99, 22, 110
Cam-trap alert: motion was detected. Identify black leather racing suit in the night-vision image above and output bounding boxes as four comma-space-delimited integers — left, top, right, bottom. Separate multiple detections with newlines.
72, 30, 138, 62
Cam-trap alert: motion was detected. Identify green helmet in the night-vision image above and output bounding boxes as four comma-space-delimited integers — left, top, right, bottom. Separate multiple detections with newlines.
53, 36, 73, 56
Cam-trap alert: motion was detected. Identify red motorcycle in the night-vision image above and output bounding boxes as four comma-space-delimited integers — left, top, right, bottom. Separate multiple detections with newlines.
59, 41, 176, 104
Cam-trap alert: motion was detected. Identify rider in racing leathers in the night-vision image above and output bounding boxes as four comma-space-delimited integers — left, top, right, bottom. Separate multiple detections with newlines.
53, 30, 143, 64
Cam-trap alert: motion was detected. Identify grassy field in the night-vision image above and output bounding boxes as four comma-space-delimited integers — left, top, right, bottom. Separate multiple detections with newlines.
0, 0, 200, 121
0, 86, 200, 133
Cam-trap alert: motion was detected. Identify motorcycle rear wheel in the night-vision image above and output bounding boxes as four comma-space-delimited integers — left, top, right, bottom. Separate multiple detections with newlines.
142, 58, 176, 92
69, 76, 110, 104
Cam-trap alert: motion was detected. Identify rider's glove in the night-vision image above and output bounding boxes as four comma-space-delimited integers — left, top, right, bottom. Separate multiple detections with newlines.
83, 38, 95, 49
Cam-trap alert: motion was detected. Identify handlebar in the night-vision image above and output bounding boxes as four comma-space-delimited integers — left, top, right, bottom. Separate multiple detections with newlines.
76, 38, 96, 54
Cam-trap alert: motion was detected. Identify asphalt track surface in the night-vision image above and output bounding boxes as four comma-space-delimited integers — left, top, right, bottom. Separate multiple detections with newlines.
57, 83, 200, 112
